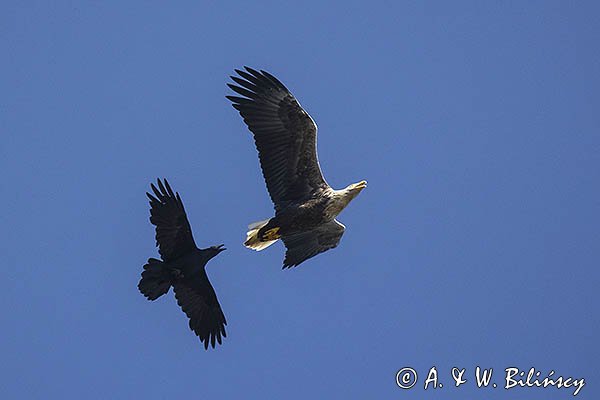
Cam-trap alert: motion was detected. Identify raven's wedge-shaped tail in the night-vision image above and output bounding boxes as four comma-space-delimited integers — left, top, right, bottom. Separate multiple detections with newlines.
138, 258, 172, 300
244, 218, 278, 251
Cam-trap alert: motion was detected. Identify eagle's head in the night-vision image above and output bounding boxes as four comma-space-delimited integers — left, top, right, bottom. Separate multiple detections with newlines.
342, 180, 367, 202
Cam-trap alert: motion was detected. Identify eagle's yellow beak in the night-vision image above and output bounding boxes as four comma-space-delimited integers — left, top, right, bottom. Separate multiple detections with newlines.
355, 180, 367, 190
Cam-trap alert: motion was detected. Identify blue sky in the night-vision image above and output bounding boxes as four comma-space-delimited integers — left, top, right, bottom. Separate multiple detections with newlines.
2, 1, 598, 399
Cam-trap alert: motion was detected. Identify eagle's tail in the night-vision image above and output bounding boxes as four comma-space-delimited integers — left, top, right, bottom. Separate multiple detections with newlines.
244, 218, 278, 251
138, 258, 172, 300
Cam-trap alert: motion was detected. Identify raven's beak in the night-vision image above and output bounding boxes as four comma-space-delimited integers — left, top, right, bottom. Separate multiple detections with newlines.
217, 244, 226, 252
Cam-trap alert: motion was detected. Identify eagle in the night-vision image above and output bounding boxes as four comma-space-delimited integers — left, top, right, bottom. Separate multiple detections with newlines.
227, 67, 367, 268
138, 178, 227, 349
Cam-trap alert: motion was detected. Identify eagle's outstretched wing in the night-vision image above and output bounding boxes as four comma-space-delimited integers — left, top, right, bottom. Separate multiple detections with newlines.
227, 67, 329, 210
146, 178, 197, 262
281, 220, 346, 268
173, 271, 227, 350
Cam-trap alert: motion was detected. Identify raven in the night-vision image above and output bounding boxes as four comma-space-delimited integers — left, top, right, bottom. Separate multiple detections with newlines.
138, 178, 227, 349
227, 67, 367, 268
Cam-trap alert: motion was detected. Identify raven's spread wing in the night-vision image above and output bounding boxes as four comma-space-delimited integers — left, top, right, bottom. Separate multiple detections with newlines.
146, 179, 197, 262
281, 220, 346, 268
173, 270, 227, 349
227, 67, 329, 210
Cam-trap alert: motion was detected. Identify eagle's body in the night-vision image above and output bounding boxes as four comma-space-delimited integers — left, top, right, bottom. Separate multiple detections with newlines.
259, 186, 364, 237
138, 179, 227, 349
227, 67, 366, 268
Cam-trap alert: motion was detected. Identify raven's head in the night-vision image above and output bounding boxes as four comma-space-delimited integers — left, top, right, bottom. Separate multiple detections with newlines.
206, 244, 226, 260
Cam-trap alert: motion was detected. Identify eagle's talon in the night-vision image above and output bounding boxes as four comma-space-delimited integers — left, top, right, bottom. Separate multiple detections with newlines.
262, 227, 281, 241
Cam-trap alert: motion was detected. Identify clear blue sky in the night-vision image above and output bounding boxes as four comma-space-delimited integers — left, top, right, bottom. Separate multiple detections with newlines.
2, 2, 598, 399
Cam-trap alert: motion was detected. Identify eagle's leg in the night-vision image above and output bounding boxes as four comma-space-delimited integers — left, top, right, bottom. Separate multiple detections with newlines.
262, 227, 281, 241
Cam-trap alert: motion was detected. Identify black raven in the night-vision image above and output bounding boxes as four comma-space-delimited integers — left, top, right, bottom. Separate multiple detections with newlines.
138, 178, 227, 349
227, 67, 367, 268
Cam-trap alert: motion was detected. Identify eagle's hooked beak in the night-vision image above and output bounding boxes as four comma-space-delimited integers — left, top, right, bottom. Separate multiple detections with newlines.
355, 180, 367, 190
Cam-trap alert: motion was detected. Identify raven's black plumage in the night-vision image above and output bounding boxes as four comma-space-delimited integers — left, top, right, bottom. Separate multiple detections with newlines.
138, 179, 227, 349
227, 67, 367, 268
